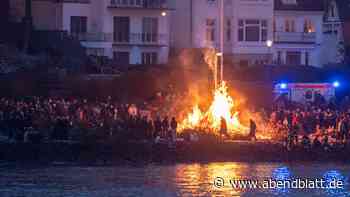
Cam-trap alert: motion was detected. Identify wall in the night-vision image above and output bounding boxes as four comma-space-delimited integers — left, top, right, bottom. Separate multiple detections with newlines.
61, 3, 91, 32
9, 0, 25, 22
0, 0, 10, 23
32, 1, 61, 30
171, 0, 192, 50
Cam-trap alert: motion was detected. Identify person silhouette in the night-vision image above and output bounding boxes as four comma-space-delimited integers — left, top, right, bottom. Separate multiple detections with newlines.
220, 117, 227, 142
249, 119, 257, 141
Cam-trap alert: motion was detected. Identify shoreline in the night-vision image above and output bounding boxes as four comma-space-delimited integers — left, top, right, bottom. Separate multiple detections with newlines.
0, 141, 349, 165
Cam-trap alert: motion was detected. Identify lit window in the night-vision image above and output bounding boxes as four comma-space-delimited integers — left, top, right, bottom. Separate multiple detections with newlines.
304, 19, 315, 33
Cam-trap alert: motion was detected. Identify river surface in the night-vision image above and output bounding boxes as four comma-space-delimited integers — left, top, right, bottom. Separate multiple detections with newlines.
0, 162, 349, 197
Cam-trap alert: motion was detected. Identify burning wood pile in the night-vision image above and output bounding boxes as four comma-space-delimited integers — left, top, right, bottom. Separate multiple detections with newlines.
178, 81, 249, 136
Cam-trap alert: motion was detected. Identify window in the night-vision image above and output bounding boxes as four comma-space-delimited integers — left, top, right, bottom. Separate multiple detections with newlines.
238, 19, 268, 42
207, 0, 216, 4
113, 51, 130, 65
305, 52, 309, 66
277, 51, 282, 64
142, 52, 158, 65
261, 20, 268, 41
226, 18, 231, 41
304, 19, 315, 33
285, 19, 295, 32
329, 4, 335, 18
206, 19, 216, 42
142, 17, 158, 42
114, 16, 130, 42
70, 16, 87, 36
286, 51, 301, 65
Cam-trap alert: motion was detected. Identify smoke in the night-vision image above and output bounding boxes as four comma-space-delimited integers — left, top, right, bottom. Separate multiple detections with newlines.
202, 48, 217, 72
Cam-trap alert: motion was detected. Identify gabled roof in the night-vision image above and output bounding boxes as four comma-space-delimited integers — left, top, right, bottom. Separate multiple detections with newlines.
274, 0, 324, 11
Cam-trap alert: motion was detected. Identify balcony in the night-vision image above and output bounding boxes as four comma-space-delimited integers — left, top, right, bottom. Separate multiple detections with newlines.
60, 0, 91, 3
113, 33, 168, 46
73, 32, 113, 42
109, 0, 169, 9
274, 31, 316, 44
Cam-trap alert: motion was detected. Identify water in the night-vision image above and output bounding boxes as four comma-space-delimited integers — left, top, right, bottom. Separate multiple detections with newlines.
0, 162, 349, 197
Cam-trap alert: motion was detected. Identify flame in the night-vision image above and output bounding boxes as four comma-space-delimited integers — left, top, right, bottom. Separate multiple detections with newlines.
178, 81, 249, 135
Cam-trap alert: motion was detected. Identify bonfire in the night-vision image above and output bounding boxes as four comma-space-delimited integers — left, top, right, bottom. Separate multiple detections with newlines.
178, 81, 249, 136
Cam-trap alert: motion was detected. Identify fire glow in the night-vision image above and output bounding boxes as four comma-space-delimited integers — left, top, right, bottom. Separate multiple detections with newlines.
178, 81, 249, 136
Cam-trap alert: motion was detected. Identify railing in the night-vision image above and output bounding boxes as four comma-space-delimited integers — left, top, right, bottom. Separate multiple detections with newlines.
113, 33, 168, 45
274, 31, 316, 44
109, 0, 168, 9
70, 32, 168, 45
73, 32, 113, 42
60, 0, 91, 3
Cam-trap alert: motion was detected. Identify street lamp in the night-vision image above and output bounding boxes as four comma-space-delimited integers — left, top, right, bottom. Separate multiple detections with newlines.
266, 40, 273, 48
161, 11, 167, 16
266, 40, 273, 64
219, 0, 224, 83
215, 52, 223, 88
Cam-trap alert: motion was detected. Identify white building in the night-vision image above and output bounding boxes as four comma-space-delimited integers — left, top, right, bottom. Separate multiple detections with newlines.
172, 0, 326, 67
12, 0, 172, 65
173, 0, 274, 67
273, 0, 324, 67
322, 0, 346, 65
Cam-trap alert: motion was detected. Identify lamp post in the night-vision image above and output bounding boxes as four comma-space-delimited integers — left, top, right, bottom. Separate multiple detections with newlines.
219, 0, 224, 83
23, 0, 33, 53
215, 52, 223, 88
266, 40, 273, 64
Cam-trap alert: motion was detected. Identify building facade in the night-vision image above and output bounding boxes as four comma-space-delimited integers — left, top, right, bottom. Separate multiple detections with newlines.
323, 0, 350, 64
322, 0, 345, 65
273, 0, 324, 67
173, 0, 274, 67
173, 0, 327, 67
12, 0, 172, 65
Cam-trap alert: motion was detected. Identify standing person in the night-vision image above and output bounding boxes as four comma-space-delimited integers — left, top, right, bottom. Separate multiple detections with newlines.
339, 116, 348, 143
249, 119, 257, 141
220, 117, 227, 142
170, 117, 178, 143
153, 116, 162, 138
161, 116, 169, 138
146, 118, 154, 140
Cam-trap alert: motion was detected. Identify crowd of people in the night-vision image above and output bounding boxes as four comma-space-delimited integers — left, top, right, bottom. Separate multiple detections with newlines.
0, 96, 178, 143
261, 96, 350, 151
0, 92, 350, 152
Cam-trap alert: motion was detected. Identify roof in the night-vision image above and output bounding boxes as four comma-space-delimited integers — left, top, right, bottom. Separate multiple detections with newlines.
274, 0, 324, 11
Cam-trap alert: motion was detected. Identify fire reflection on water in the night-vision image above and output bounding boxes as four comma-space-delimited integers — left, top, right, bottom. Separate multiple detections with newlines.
174, 163, 255, 196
